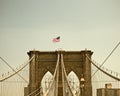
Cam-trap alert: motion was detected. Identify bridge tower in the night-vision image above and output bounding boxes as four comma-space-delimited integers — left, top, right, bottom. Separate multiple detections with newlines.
24, 50, 93, 96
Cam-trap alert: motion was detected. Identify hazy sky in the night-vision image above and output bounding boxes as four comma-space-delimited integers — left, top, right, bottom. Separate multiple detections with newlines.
0, 0, 120, 74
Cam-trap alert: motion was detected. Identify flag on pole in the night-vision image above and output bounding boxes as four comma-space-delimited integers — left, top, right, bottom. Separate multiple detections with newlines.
52, 36, 60, 42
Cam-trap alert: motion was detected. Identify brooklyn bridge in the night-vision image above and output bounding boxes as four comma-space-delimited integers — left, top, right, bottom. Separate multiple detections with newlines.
0, 49, 120, 96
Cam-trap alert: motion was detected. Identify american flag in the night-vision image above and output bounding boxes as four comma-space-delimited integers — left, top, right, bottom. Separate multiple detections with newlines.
52, 36, 60, 42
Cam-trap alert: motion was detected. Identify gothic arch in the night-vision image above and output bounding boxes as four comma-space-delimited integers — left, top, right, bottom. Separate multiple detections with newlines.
41, 71, 53, 93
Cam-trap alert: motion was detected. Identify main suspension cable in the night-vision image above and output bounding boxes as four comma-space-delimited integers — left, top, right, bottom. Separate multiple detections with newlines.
91, 42, 120, 78
0, 56, 33, 83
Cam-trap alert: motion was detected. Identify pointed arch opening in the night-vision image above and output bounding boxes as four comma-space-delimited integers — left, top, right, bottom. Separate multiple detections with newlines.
41, 71, 53, 94
68, 71, 80, 95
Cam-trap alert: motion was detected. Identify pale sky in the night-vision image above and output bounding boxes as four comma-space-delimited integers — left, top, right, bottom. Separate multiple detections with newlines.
0, 0, 120, 74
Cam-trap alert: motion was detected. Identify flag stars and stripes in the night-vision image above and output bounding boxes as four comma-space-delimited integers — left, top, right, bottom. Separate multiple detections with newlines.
52, 36, 60, 43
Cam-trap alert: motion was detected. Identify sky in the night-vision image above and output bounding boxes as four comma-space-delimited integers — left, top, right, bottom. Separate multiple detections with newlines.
0, 0, 120, 74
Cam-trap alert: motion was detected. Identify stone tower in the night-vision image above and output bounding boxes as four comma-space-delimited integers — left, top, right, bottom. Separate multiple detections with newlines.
24, 50, 93, 96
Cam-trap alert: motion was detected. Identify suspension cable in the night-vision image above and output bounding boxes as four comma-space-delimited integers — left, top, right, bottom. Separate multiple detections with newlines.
61, 54, 65, 96
27, 86, 42, 96
91, 42, 120, 78
34, 92, 40, 96
61, 54, 75, 96
86, 55, 120, 81
0, 55, 35, 83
